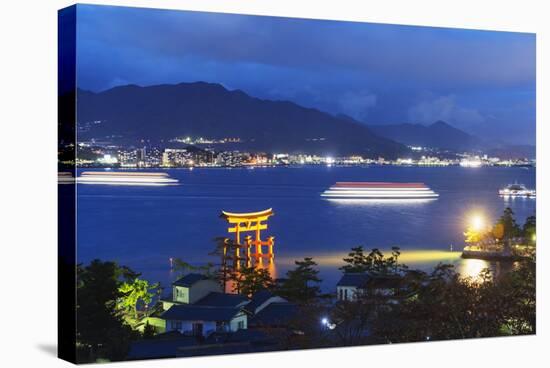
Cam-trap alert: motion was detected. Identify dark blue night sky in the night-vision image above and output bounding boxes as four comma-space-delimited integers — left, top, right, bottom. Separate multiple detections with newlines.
76, 4, 536, 144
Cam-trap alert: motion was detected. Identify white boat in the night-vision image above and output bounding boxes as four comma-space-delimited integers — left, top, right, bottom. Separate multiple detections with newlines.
499, 183, 535, 198
78, 171, 179, 186
58, 171, 75, 184
321, 182, 439, 199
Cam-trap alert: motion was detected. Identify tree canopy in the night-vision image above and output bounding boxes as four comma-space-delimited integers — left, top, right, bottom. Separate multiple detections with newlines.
172, 258, 215, 277
494, 207, 521, 240
523, 215, 536, 244
277, 257, 322, 304
340, 246, 407, 275
370, 260, 535, 343
118, 278, 158, 320
76, 259, 139, 362
231, 265, 274, 296
329, 243, 536, 346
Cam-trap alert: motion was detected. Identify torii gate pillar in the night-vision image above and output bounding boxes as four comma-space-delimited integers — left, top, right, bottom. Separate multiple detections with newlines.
220, 208, 275, 266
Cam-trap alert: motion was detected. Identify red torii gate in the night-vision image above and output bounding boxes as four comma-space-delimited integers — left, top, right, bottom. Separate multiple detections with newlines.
220, 208, 275, 266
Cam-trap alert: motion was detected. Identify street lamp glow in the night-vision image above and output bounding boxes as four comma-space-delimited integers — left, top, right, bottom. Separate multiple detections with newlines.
471, 214, 485, 231
321, 317, 328, 326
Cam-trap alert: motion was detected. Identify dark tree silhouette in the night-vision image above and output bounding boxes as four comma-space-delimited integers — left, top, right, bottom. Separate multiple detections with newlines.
277, 257, 322, 304
76, 260, 139, 362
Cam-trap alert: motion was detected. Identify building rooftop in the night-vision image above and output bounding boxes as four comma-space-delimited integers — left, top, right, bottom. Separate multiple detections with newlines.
128, 330, 284, 360
127, 333, 198, 360
249, 302, 298, 327
195, 292, 249, 308
244, 290, 285, 314
161, 304, 242, 322
336, 273, 371, 287
172, 273, 211, 287
366, 275, 405, 290
205, 329, 274, 345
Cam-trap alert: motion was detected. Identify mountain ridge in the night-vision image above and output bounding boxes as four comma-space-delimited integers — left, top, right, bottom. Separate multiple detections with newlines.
76, 82, 409, 158
369, 120, 481, 152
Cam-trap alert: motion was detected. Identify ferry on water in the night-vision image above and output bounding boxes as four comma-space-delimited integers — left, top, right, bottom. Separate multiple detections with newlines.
499, 183, 536, 198
58, 171, 75, 184
321, 182, 439, 199
78, 171, 179, 186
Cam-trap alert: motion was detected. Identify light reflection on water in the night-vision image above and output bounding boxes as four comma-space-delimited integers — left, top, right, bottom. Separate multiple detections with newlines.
457, 259, 490, 281
269, 249, 500, 290
274, 249, 462, 267
251, 260, 279, 282
158, 248, 519, 296
77, 166, 535, 291
326, 198, 438, 205
163, 249, 511, 292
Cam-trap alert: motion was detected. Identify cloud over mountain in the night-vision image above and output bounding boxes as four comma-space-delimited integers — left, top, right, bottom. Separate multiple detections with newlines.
75, 4, 536, 144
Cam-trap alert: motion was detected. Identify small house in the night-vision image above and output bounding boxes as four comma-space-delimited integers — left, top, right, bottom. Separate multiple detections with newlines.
162, 273, 221, 310
336, 272, 411, 302
245, 290, 298, 329
161, 305, 248, 337
159, 274, 250, 337
244, 290, 288, 315
336, 273, 371, 301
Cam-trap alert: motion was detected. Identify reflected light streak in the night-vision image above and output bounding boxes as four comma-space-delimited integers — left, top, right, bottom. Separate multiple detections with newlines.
81, 171, 171, 176
77, 172, 179, 186
58, 172, 75, 184
323, 191, 439, 197
224, 262, 278, 294
276, 250, 462, 267
329, 187, 434, 191
326, 198, 437, 205
458, 259, 490, 281
77, 181, 175, 186
322, 182, 439, 199
259, 260, 278, 281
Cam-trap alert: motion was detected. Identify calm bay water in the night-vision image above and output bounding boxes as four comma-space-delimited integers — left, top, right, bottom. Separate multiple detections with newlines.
76, 166, 535, 291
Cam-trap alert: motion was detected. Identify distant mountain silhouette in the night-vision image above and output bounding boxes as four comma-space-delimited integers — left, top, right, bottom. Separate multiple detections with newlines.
486, 144, 535, 160
77, 82, 408, 158
369, 121, 481, 152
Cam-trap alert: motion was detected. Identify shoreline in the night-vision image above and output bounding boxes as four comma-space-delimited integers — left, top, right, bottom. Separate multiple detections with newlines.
461, 250, 529, 262
74, 163, 536, 170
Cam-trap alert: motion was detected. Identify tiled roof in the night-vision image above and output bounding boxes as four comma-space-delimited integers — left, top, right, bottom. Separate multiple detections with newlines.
244, 290, 276, 313
160, 304, 241, 322
195, 292, 249, 308
172, 273, 211, 287
336, 273, 371, 287
249, 302, 298, 326
127, 335, 198, 360
366, 275, 404, 289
